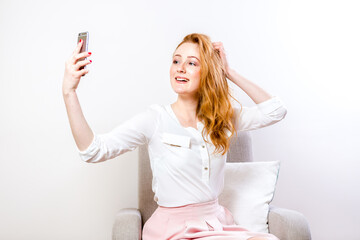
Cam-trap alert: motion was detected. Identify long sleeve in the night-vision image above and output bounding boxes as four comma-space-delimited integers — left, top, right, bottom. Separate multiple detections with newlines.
233, 96, 287, 132
77, 104, 160, 163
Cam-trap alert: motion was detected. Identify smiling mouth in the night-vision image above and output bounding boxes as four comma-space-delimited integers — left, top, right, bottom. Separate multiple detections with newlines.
175, 77, 189, 83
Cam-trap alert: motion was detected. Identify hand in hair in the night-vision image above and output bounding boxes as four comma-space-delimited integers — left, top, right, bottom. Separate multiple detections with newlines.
212, 42, 230, 78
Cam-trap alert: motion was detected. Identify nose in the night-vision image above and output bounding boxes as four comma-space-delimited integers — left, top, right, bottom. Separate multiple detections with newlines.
177, 62, 186, 73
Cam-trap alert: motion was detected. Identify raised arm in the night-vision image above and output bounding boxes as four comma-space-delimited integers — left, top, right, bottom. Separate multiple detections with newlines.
212, 42, 287, 131
62, 39, 93, 151
226, 68, 273, 104
212, 41, 272, 104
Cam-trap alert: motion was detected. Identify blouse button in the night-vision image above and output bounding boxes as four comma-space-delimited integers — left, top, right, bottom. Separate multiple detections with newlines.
204, 167, 208, 170
202, 145, 205, 148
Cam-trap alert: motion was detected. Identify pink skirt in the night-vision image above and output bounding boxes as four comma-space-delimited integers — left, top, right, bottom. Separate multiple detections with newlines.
142, 198, 279, 240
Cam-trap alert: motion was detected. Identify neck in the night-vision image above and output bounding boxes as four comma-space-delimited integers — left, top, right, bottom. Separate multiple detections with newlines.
172, 94, 199, 121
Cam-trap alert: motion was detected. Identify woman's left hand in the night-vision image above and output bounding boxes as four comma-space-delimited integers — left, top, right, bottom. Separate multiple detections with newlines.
212, 41, 231, 78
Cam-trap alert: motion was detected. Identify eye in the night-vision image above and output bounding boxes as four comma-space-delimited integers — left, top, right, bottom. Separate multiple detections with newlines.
173, 60, 178, 64
189, 62, 196, 66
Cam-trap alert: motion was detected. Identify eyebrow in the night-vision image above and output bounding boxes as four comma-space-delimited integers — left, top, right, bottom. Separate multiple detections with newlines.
173, 54, 200, 61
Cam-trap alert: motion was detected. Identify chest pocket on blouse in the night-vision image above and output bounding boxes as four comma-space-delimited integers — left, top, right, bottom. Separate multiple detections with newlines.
161, 132, 191, 148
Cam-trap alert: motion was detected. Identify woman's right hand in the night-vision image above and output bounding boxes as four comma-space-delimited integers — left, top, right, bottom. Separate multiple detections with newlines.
62, 39, 92, 94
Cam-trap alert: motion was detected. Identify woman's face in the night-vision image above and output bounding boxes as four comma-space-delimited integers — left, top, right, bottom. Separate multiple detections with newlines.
169, 42, 201, 98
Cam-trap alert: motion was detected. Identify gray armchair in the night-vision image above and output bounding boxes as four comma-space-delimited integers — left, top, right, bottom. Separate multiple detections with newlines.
112, 131, 311, 240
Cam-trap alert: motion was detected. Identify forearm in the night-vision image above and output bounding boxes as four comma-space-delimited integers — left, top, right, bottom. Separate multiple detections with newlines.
63, 90, 94, 152
227, 68, 272, 104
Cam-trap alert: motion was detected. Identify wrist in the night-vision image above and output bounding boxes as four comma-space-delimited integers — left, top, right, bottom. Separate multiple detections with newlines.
226, 68, 236, 81
62, 88, 76, 97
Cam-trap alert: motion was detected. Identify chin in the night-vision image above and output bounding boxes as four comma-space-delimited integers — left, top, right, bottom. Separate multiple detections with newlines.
172, 89, 198, 97
170, 81, 199, 96
172, 89, 187, 95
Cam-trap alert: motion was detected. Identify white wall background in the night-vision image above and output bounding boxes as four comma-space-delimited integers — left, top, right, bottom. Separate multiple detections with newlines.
1, 0, 359, 239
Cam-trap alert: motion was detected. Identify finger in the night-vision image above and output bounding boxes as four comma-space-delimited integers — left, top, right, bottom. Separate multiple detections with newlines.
72, 51, 92, 65
78, 68, 89, 77
75, 51, 92, 61
212, 44, 220, 50
213, 44, 223, 52
75, 59, 92, 70
214, 46, 221, 52
216, 44, 225, 52
72, 39, 83, 55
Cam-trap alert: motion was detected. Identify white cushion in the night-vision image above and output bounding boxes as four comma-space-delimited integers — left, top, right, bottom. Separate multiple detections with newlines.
218, 161, 280, 233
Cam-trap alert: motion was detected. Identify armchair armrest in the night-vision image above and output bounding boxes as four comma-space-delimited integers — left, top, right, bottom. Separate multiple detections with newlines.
112, 208, 142, 240
268, 205, 311, 240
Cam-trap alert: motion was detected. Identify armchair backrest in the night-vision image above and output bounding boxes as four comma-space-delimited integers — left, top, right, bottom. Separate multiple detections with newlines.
138, 131, 253, 225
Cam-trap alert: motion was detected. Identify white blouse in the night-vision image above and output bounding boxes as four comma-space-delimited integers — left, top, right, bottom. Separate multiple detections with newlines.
78, 96, 287, 207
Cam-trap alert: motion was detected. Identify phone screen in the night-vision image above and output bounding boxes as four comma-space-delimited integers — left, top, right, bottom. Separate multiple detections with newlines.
77, 32, 89, 70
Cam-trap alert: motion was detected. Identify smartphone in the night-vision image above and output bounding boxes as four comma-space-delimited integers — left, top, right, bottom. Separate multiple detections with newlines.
77, 31, 89, 71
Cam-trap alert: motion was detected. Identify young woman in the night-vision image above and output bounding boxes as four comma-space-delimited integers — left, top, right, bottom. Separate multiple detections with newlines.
63, 33, 287, 240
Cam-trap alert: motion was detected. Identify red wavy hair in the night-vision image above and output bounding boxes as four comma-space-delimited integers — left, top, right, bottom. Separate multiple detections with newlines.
174, 33, 241, 155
